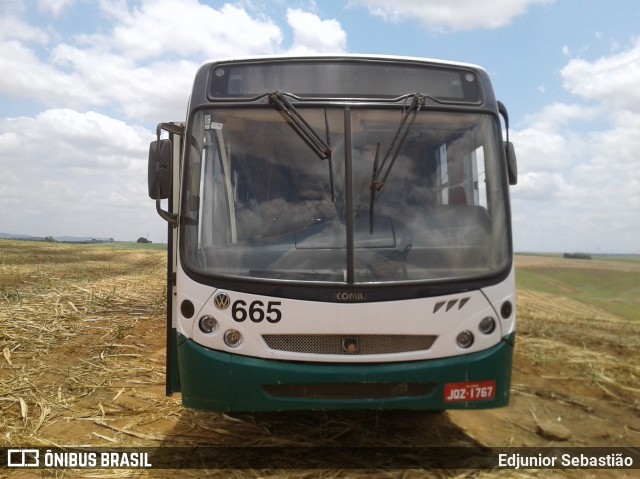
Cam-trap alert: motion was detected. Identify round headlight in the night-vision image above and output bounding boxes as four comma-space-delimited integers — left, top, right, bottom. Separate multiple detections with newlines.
224, 329, 243, 348
198, 315, 218, 334
479, 316, 496, 334
456, 330, 474, 348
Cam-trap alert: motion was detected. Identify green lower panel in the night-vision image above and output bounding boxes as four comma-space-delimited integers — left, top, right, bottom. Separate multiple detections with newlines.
176, 333, 515, 412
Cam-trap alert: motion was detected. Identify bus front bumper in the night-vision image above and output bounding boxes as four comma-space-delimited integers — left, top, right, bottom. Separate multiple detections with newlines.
175, 333, 515, 412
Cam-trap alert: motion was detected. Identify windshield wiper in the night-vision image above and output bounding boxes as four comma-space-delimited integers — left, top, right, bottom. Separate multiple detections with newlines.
269, 91, 334, 200
369, 141, 381, 233
370, 93, 425, 192
369, 93, 425, 232
269, 91, 331, 159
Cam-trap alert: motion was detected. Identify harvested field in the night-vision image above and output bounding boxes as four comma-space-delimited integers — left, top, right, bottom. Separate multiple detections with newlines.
1, 241, 638, 478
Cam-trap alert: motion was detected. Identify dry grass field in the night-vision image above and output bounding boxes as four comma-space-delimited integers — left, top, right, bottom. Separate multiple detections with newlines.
1, 240, 639, 478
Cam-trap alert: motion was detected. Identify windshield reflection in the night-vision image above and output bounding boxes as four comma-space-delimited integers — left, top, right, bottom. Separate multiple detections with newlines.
181, 106, 509, 284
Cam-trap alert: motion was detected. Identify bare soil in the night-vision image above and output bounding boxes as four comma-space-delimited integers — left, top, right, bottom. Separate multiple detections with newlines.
1, 242, 638, 478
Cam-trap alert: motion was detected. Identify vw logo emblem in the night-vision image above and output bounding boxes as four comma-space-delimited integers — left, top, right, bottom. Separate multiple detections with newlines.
213, 292, 231, 310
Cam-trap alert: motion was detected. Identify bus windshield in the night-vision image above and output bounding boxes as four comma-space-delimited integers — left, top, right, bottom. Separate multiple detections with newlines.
181, 104, 509, 284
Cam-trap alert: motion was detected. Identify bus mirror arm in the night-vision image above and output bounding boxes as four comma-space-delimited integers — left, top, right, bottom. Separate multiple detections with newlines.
155, 199, 177, 225
497, 101, 518, 186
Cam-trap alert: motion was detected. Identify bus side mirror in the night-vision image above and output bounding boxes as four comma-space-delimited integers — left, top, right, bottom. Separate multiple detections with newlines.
148, 139, 172, 199
505, 142, 517, 186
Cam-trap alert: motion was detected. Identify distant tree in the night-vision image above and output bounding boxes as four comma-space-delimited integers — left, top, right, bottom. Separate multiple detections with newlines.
44, 236, 56, 242
137, 237, 149, 244
563, 253, 592, 260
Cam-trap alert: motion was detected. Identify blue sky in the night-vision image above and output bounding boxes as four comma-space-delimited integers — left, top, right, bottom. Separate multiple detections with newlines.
1, 0, 639, 253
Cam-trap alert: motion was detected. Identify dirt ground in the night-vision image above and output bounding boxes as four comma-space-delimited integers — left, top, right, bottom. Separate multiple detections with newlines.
1, 242, 638, 478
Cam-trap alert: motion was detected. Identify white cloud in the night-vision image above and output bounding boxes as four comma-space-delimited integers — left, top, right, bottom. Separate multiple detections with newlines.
0, 2, 350, 125
0, 39, 97, 109
0, 1, 285, 123
101, 0, 282, 61
38, 0, 77, 17
515, 171, 575, 201
48, 42, 199, 121
0, 110, 160, 240
520, 102, 598, 133
0, 2, 351, 125
0, 109, 150, 172
349, 0, 550, 31
286, 8, 347, 54
0, 15, 50, 44
561, 37, 640, 114
511, 41, 640, 252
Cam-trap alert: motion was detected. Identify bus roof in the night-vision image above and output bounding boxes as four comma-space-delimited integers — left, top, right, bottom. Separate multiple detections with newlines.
189, 54, 496, 108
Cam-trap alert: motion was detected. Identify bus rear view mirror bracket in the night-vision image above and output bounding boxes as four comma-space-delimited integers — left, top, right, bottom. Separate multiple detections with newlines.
148, 138, 176, 224
497, 101, 517, 186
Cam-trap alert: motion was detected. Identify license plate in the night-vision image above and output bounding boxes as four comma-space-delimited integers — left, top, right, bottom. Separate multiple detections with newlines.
444, 380, 496, 403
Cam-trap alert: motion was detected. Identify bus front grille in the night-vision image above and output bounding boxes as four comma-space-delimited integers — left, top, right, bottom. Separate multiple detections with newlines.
261, 334, 437, 355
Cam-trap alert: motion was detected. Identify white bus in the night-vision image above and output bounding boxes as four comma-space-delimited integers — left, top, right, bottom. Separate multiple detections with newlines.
148, 55, 518, 412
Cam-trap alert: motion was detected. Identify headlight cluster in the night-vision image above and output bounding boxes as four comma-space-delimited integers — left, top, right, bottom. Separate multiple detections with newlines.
223, 329, 243, 348
456, 330, 475, 348
456, 299, 512, 349
479, 316, 496, 334
197, 314, 243, 348
183, 300, 244, 349
198, 315, 218, 334
456, 316, 497, 349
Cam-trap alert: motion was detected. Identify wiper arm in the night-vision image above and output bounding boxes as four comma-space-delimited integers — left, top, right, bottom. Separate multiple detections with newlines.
269, 91, 334, 200
269, 91, 331, 160
369, 93, 425, 232
371, 93, 425, 191
369, 141, 381, 234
